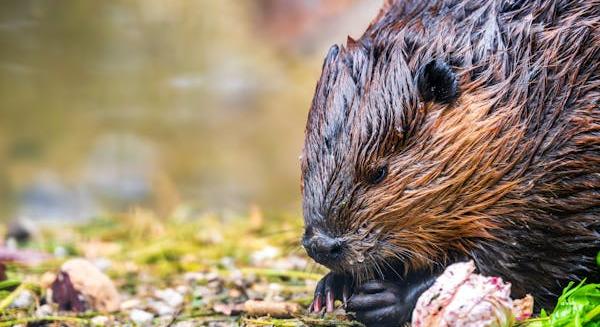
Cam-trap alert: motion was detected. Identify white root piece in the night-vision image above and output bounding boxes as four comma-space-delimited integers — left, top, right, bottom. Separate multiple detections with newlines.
243, 300, 300, 318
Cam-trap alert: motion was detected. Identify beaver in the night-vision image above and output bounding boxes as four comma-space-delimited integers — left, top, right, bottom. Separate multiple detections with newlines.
300, 0, 600, 325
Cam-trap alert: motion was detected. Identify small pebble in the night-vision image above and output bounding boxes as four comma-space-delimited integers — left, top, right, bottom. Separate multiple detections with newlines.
268, 283, 282, 292
54, 246, 68, 258
154, 288, 184, 308
230, 269, 246, 287
183, 272, 205, 283
6, 238, 17, 250
220, 257, 236, 269
176, 285, 188, 295
272, 255, 308, 270
7, 219, 35, 243
35, 304, 54, 317
194, 285, 218, 297
120, 298, 142, 310
251, 246, 280, 264
129, 309, 154, 326
207, 279, 223, 292
205, 272, 220, 281
228, 288, 242, 298
155, 316, 174, 326
148, 300, 175, 316
91, 315, 109, 326
9, 290, 34, 309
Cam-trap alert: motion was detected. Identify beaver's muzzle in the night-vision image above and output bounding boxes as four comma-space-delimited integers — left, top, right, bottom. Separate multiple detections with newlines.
302, 233, 346, 267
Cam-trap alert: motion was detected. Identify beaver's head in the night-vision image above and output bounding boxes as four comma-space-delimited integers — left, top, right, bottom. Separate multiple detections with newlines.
300, 35, 521, 280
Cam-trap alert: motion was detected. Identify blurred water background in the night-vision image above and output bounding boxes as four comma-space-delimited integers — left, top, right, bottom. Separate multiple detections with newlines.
0, 0, 381, 223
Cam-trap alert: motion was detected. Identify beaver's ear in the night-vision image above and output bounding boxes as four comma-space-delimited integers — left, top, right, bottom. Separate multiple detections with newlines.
417, 59, 459, 104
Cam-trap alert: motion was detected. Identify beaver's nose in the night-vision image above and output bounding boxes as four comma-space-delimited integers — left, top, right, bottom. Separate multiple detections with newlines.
303, 233, 345, 265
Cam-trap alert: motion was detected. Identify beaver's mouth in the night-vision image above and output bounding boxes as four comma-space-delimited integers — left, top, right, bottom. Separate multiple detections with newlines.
321, 247, 404, 282
330, 243, 450, 286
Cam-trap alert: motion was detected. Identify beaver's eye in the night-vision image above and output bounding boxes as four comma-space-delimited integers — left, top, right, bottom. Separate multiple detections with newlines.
366, 165, 387, 185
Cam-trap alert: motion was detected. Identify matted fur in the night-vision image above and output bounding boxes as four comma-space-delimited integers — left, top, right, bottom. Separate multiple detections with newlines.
302, 0, 599, 308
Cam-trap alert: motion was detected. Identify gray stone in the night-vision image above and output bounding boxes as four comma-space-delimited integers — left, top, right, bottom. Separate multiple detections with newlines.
91, 315, 109, 326
35, 304, 54, 317
148, 300, 175, 316
9, 290, 33, 309
154, 288, 183, 308
129, 309, 154, 326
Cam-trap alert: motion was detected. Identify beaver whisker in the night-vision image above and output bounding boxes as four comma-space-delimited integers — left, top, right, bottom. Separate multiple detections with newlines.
350, 263, 371, 286
382, 242, 439, 270
370, 254, 385, 280
381, 257, 404, 279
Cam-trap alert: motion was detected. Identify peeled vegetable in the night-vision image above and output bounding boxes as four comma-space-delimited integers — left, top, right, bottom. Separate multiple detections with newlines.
412, 261, 532, 327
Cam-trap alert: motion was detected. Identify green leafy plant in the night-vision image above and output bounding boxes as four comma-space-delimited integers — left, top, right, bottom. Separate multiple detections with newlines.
522, 281, 600, 327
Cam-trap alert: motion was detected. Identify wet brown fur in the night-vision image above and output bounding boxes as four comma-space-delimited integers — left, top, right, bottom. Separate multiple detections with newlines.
302, 0, 600, 308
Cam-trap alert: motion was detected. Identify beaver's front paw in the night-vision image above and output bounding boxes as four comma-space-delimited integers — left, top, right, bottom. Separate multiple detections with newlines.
309, 272, 352, 313
346, 280, 411, 327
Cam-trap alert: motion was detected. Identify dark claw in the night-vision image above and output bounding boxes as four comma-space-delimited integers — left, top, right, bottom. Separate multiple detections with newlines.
326, 289, 335, 312
342, 283, 350, 306
313, 295, 322, 312
309, 272, 353, 314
